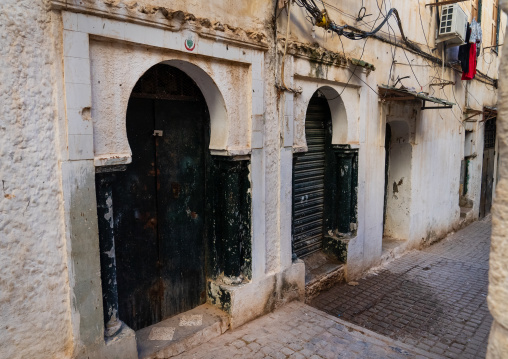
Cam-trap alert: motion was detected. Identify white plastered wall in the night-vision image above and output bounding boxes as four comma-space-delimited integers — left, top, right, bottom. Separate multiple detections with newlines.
0, 3, 73, 359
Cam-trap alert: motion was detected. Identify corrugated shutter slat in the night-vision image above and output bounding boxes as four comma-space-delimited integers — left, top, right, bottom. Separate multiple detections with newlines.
292, 98, 329, 258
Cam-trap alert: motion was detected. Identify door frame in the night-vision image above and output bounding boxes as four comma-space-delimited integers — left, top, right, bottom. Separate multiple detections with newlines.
55, 9, 262, 354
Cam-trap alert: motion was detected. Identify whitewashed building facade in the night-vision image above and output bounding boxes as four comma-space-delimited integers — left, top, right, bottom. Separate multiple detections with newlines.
0, 0, 505, 358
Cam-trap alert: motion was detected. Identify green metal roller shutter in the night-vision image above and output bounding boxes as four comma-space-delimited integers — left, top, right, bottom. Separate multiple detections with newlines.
292, 96, 330, 258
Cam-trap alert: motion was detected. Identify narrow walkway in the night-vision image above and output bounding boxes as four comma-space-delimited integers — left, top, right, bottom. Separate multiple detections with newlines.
311, 218, 492, 359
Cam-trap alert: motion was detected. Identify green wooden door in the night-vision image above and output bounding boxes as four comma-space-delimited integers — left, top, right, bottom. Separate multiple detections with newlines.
112, 65, 208, 330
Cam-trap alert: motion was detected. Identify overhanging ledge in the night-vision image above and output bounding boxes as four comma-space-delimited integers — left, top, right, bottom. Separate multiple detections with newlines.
379, 85, 454, 110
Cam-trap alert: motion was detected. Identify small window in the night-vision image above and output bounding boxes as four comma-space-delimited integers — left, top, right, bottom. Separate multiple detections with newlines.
492, 0, 500, 51
472, 0, 482, 22
464, 130, 473, 157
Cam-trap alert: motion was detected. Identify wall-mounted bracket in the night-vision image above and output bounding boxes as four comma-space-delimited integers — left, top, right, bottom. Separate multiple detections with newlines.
379, 85, 454, 110
421, 100, 453, 110
426, 0, 466, 7
463, 108, 483, 122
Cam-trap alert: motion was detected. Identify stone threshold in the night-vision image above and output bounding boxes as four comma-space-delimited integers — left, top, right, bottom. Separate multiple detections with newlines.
303, 251, 345, 302
380, 236, 409, 265
136, 304, 229, 359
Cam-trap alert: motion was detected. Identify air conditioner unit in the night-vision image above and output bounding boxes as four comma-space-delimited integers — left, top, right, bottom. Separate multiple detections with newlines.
436, 4, 467, 47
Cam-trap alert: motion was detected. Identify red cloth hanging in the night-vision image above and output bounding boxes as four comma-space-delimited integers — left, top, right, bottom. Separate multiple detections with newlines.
461, 43, 477, 81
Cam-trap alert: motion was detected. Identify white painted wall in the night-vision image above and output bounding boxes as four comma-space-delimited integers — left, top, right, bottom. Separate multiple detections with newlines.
0, 2, 73, 359
486, 3, 508, 356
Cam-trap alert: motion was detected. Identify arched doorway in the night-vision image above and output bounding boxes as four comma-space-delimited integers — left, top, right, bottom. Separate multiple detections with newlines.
113, 64, 210, 330
292, 90, 357, 262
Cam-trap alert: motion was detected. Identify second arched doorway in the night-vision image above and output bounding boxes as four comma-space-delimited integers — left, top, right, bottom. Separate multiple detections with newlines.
292, 90, 358, 261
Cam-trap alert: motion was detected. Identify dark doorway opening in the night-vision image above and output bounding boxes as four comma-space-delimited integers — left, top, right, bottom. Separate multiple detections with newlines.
383, 123, 392, 232
480, 117, 496, 218
112, 64, 210, 330
382, 119, 412, 254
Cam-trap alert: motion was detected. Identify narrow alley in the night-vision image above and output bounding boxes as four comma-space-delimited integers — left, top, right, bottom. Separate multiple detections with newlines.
311, 218, 493, 359
174, 218, 492, 359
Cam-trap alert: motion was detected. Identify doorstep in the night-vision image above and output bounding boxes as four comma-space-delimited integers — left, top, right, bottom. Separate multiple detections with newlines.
136, 304, 229, 359
380, 236, 408, 263
303, 251, 345, 301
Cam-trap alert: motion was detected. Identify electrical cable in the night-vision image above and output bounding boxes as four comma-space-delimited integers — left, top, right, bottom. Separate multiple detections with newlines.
451, 83, 463, 114
313, 0, 497, 88
438, 87, 465, 128
297, 0, 498, 98
357, 0, 371, 22
416, 0, 442, 80
319, 0, 399, 41
317, 0, 389, 101
297, 0, 415, 45
382, 0, 397, 86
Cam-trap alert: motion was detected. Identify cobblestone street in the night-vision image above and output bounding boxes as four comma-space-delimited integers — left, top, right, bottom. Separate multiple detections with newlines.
311, 218, 492, 359
175, 301, 439, 359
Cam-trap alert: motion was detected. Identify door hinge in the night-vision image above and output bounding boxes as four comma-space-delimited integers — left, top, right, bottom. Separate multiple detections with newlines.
153, 130, 163, 137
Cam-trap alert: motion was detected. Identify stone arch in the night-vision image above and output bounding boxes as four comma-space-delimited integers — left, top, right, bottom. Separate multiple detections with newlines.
315, 86, 348, 144
125, 60, 229, 153
90, 40, 253, 166
385, 102, 419, 145
293, 82, 359, 152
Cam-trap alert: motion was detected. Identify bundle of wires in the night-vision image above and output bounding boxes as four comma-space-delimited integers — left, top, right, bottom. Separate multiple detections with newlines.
294, 0, 419, 52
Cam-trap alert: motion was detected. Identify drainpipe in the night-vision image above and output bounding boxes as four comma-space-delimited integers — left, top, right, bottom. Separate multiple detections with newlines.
96, 172, 123, 338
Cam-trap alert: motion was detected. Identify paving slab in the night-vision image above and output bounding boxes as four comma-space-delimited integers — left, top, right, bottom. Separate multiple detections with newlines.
311, 217, 492, 359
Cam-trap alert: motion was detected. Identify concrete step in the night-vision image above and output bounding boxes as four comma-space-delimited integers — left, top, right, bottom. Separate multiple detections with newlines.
136, 304, 229, 359
380, 236, 408, 263
303, 251, 345, 301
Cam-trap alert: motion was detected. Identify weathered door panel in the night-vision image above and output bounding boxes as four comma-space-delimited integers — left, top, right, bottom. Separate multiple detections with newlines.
335, 151, 355, 234
155, 100, 207, 319
111, 65, 210, 331
114, 97, 161, 330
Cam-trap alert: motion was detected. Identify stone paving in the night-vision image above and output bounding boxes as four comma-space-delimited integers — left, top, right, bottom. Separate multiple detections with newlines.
311, 218, 493, 359
174, 301, 440, 359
